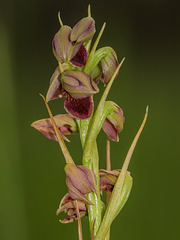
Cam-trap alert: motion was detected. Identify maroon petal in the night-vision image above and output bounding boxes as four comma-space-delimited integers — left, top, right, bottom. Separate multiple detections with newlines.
70, 44, 87, 67
63, 90, 93, 119
102, 102, 125, 141
100, 51, 119, 85
102, 118, 119, 141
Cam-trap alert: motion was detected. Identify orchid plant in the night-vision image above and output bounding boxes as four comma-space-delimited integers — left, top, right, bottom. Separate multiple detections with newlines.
31, 6, 148, 240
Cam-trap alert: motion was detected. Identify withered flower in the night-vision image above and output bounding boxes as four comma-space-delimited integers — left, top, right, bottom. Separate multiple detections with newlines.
99, 169, 121, 193
31, 114, 77, 141
102, 102, 125, 142
65, 163, 98, 205
56, 193, 87, 223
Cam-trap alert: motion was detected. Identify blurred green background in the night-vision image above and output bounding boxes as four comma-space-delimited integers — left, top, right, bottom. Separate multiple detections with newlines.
0, 0, 179, 239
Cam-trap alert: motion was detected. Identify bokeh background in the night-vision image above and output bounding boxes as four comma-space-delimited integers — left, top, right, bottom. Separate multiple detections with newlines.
0, 0, 179, 239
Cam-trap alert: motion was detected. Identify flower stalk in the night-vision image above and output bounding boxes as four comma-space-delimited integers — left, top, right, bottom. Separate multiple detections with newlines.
75, 200, 83, 240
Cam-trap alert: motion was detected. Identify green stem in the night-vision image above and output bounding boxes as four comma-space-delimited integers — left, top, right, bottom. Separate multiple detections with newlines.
86, 142, 101, 237
79, 117, 101, 236
81, 59, 125, 237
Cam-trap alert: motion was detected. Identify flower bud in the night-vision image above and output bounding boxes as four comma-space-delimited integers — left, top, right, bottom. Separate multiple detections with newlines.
31, 114, 78, 141
62, 70, 99, 99
71, 17, 95, 43
65, 163, 97, 205
102, 101, 125, 142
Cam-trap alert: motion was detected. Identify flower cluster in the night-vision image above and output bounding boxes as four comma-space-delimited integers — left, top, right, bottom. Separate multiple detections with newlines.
31, 10, 125, 224
32, 13, 124, 142
31, 7, 148, 240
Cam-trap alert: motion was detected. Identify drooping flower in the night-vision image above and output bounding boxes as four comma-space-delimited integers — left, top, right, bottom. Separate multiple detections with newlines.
46, 68, 99, 119
65, 163, 98, 205
56, 193, 87, 223
31, 114, 78, 141
102, 101, 125, 141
